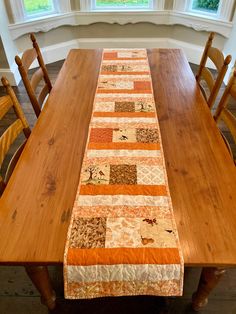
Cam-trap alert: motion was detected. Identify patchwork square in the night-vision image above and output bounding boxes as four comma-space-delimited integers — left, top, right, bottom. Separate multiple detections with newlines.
137, 165, 165, 185
135, 101, 155, 112
113, 128, 136, 142
102, 65, 118, 72
94, 102, 115, 112
109, 165, 137, 185
106, 217, 141, 248
140, 218, 177, 248
98, 80, 133, 90
81, 164, 110, 185
115, 102, 135, 112
90, 128, 113, 143
69, 217, 106, 249
136, 129, 159, 143
134, 81, 151, 91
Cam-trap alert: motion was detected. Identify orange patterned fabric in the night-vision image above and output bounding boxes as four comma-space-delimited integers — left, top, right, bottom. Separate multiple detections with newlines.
64, 49, 184, 299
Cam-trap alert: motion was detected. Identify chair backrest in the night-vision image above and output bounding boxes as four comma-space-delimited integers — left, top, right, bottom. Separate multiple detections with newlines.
196, 32, 232, 109
214, 70, 236, 162
15, 33, 52, 118
0, 77, 31, 195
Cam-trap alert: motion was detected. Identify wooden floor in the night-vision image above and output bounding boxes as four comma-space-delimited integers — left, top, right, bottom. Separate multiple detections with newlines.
0, 60, 236, 314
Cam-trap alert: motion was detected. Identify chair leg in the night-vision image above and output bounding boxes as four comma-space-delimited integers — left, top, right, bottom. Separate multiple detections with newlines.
25, 265, 56, 310
192, 267, 226, 311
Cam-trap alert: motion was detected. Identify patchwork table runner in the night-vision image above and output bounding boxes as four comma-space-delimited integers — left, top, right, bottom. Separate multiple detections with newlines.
64, 49, 184, 299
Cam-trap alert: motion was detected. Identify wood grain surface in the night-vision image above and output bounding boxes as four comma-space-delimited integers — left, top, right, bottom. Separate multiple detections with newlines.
0, 49, 102, 264
1, 49, 236, 266
148, 49, 236, 266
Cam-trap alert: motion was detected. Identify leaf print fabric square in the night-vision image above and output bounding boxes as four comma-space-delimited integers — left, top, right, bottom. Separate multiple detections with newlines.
69, 218, 106, 249
136, 129, 159, 143
109, 165, 137, 185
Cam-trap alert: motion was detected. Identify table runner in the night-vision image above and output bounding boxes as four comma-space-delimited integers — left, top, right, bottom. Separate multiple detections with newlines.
64, 49, 184, 299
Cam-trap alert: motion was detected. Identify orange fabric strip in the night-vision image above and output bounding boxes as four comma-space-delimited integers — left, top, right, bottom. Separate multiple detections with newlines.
93, 112, 156, 118
67, 247, 181, 266
97, 89, 152, 94
88, 142, 160, 150
101, 71, 150, 75
80, 184, 168, 196
103, 57, 146, 61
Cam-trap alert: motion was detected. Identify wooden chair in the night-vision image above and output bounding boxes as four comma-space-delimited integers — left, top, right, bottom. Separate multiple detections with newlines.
214, 70, 236, 163
0, 77, 31, 195
15, 33, 52, 118
196, 32, 232, 109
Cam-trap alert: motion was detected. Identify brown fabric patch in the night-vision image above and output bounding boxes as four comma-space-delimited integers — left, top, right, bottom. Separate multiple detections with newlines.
102, 65, 118, 72
69, 218, 106, 248
115, 102, 135, 112
109, 165, 137, 185
136, 129, 159, 143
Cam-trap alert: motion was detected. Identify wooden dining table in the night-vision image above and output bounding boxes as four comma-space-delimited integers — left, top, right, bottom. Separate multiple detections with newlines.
0, 48, 236, 311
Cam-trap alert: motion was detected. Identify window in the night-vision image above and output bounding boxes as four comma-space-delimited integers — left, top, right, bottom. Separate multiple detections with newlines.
92, 0, 153, 10
22, 0, 57, 18
189, 0, 220, 16
173, 0, 234, 21
10, 0, 71, 22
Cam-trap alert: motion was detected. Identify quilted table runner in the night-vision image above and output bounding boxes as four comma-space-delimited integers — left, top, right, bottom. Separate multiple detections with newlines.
64, 49, 184, 299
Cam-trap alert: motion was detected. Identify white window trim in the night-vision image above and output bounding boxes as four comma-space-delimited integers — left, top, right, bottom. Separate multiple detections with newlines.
173, 0, 235, 21
9, 0, 71, 23
80, 0, 165, 11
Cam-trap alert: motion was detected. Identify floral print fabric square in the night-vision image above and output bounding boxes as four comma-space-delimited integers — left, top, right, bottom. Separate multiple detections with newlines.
64, 49, 184, 300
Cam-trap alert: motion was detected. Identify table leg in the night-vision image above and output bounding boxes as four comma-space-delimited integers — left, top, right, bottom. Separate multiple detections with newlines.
25, 265, 56, 310
192, 267, 226, 311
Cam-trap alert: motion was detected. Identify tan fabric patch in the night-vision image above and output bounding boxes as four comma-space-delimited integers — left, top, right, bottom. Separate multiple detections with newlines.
135, 100, 155, 112
105, 218, 141, 248
140, 218, 177, 248
81, 165, 110, 185
112, 128, 136, 142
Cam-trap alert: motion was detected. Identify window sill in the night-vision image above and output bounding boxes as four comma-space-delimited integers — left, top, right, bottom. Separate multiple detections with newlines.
8, 10, 233, 40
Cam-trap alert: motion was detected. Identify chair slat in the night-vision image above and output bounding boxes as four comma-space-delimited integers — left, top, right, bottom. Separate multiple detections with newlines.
208, 47, 225, 72
200, 67, 215, 93
0, 119, 24, 168
214, 70, 236, 162
221, 109, 236, 145
230, 82, 236, 99
38, 84, 49, 108
30, 68, 44, 92
21, 48, 37, 72
0, 95, 12, 120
